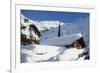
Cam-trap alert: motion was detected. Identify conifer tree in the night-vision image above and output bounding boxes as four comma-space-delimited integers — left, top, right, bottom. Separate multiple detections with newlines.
58, 21, 61, 37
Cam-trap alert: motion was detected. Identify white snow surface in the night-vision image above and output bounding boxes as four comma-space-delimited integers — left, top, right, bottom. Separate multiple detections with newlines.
21, 45, 84, 62
41, 33, 82, 46
59, 48, 84, 61
21, 14, 89, 63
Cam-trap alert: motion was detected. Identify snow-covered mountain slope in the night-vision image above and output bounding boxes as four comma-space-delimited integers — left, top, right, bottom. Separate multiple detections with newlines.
21, 14, 65, 31
37, 21, 65, 31
21, 14, 89, 63
61, 17, 89, 46
41, 33, 82, 46
39, 17, 89, 45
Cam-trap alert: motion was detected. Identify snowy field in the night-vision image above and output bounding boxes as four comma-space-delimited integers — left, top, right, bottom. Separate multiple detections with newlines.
21, 14, 89, 63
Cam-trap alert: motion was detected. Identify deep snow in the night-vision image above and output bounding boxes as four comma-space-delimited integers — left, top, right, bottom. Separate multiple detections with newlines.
21, 14, 89, 63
